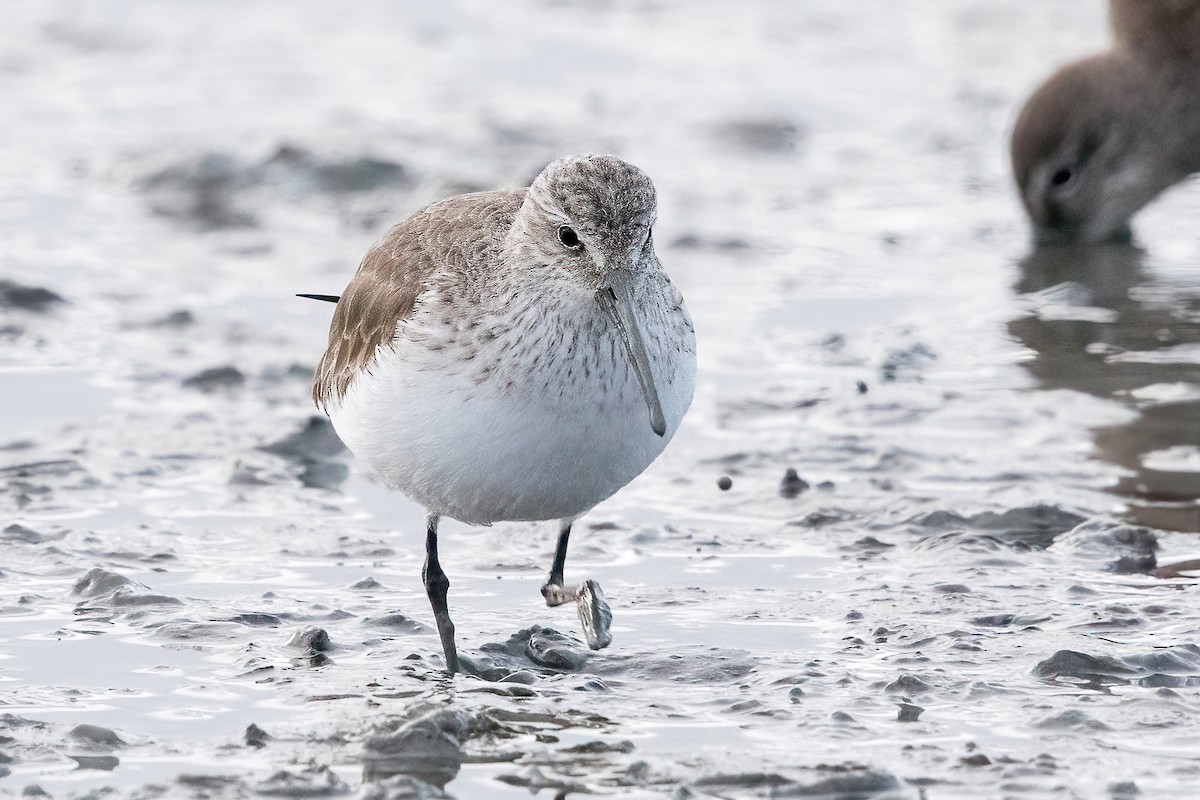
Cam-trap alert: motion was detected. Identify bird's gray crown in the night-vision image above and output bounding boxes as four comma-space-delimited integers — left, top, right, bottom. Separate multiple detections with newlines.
528, 154, 657, 234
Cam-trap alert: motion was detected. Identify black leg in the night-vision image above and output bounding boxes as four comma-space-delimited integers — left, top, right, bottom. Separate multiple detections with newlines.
421, 514, 458, 675
541, 519, 575, 607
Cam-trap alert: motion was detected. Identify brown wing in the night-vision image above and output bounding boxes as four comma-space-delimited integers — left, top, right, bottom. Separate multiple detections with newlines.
312, 189, 526, 410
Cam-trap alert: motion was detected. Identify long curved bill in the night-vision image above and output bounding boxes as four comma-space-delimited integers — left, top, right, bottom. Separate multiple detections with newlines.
597, 271, 667, 438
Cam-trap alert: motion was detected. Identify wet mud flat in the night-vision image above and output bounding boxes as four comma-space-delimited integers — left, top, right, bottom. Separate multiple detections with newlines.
3, 1, 1200, 798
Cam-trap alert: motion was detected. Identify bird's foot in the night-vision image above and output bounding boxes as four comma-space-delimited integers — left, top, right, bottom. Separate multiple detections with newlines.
541, 582, 577, 607
576, 579, 613, 650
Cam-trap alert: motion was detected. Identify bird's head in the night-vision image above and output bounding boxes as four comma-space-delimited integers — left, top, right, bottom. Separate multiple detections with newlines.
523, 154, 658, 286
1011, 55, 1176, 244
517, 154, 667, 436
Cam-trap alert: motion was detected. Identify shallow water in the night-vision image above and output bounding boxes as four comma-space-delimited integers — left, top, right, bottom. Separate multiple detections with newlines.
2, 1, 1200, 798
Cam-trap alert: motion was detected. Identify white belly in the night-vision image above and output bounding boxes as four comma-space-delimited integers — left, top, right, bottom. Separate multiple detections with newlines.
328, 328, 694, 524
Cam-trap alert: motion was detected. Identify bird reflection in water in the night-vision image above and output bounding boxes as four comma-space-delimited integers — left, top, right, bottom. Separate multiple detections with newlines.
1010, 242, 1200, 533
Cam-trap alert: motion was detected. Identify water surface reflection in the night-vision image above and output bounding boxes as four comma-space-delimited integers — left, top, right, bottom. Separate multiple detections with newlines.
1010, 243, 1200, 531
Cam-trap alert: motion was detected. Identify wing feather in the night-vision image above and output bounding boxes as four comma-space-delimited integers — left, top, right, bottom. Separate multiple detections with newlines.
312, 189, 526, 409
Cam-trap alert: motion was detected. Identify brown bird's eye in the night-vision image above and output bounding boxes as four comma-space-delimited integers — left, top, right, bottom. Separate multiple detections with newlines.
1051, 167, 1073, 187
558, 225, 581, 250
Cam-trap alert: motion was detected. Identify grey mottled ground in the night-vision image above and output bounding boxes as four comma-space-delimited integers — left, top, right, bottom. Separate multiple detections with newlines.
2, 2, 1200, 798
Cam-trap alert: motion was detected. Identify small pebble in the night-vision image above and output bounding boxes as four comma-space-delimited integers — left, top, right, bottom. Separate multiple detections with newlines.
780, 468, 809, 499
287, 626, 332, 653
245, 723, 270, 749
717, 476, 733, 491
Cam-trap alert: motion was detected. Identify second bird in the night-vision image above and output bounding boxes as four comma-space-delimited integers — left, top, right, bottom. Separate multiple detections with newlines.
1011, 0, 1200, 243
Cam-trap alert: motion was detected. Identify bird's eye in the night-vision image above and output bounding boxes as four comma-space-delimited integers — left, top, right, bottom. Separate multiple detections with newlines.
1051, 167, 1073, 187
558, 226, 581, 250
